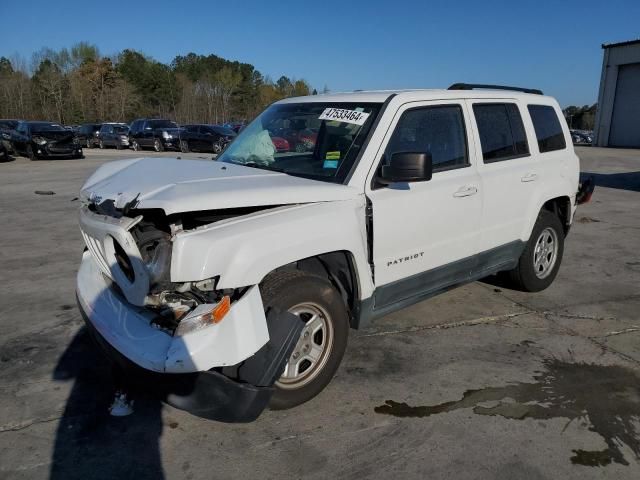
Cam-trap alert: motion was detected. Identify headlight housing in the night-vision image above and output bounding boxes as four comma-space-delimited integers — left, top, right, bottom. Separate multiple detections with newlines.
174, 296, 231, 336
32, 136, 47, 145
162, 131, 172, 139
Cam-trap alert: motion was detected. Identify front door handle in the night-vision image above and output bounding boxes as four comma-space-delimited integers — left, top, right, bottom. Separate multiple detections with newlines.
521, 173, 538, 182
453, 186, 478, 198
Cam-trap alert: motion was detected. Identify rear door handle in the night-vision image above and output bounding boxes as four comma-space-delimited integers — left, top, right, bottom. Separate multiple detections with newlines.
521, 173, 538, 182
453, 186, 478, 198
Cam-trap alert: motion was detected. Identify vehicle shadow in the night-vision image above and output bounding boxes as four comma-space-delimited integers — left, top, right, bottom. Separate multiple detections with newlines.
50, 328, 165, 480
581, 171, 640, 193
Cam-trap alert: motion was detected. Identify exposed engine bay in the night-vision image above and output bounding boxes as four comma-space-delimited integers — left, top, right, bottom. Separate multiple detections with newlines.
85, 197, 279, 336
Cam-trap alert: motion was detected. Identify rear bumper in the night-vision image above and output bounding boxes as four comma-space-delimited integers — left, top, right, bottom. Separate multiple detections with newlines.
80, 304, 274, 423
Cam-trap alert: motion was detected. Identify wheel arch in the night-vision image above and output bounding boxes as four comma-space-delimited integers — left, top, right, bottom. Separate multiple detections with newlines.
522, 194, 573, 242
265, 250, 363, 329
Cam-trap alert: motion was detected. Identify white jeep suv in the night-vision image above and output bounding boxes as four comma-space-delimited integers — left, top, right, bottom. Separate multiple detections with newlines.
76, 84, 587, 422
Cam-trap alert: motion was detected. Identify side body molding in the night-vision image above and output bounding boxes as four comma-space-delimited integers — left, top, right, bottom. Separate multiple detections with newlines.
170, 199, 375, 299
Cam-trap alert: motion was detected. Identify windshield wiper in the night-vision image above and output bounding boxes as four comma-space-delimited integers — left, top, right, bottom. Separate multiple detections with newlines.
238, 162, 286, 173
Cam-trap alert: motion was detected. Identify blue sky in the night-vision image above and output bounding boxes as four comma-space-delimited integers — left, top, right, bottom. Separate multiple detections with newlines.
1, 0, 638, 107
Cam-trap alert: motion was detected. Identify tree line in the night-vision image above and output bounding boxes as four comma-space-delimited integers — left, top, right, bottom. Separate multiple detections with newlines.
562, 104, 597, 131
0, 42, 324, 125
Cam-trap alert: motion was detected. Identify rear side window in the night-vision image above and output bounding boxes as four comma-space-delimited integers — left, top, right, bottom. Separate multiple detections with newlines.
527, 105, 566, 153
473, 103, 529, 163
385, 105, 469, 172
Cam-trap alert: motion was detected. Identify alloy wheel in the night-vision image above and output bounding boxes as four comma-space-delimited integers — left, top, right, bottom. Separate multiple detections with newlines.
276, 302, 334, 389
533, 227, 559, 279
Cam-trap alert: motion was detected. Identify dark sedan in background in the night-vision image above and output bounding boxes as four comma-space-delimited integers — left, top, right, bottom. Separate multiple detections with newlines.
11, 121, 83, 159
129, 118, 181, 151
75, 123, 102, 148
0, 119, 19, 155
179, 124, 236, 153
97, 123, 129, 149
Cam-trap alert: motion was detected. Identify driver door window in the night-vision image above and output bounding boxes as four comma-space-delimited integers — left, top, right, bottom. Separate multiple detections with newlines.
383, 105, 469, 174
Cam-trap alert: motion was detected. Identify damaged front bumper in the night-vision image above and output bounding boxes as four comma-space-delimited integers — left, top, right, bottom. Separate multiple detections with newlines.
76, 251, 301, 422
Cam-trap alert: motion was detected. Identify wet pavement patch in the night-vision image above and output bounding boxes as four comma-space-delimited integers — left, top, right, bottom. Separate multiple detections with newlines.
375, 360, 640, 467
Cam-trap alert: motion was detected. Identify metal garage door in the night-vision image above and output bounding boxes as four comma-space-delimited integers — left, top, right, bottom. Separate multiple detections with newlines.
609, 63, 640, 147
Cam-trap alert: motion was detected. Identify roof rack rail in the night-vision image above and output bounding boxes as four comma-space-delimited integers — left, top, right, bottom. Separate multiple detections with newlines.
448, 83, 544, 95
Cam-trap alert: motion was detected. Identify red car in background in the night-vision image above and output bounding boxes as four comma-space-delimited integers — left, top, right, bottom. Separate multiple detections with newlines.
270, 135, 290, 152
284, 128, 317, 152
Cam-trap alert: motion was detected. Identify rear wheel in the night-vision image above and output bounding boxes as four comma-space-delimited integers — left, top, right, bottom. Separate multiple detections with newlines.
85, 138, 92, 149
180, 140, 190, 153
260, 270, 349, 410
99, 139, 105, 149
506, 210, 564, 292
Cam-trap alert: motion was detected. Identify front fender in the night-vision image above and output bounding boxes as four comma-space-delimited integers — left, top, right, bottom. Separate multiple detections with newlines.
170, 198, 374, 298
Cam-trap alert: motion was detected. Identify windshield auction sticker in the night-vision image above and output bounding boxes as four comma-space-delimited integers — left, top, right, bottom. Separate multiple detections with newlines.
319, 108, 370, 126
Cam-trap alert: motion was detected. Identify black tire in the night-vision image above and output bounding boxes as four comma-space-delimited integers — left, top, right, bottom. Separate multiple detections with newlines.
85, 139, 92, 149
260, 270, 349, 410
99, 139, 104, 149
507, 210, 565, 292
180, 140, 190, 153
116, 143, 122, 150
153, 138, 164, 152
132, 140, 140, 151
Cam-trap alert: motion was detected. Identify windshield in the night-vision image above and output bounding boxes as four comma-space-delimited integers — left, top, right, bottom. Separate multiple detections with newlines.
30, 122, 65, 132
217, 102, 381, 183
114, 125, 128, 133
148, 120, 178, 129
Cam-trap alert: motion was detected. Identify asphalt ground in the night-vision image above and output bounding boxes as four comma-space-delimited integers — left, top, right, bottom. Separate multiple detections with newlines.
0, 146, 639, 479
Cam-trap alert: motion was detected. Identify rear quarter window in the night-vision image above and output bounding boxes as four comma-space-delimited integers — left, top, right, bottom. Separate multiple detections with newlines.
472, 103, 529, 163
527, 105, 566, 153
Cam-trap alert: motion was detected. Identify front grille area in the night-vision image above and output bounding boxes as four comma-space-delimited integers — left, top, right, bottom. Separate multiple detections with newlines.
81, 230, 112, 279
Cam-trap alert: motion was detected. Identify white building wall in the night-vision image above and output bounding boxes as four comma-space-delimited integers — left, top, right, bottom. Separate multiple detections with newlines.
594, 41, 640, 147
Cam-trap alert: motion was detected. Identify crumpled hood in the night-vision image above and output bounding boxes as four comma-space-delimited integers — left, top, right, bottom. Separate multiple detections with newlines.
80, 157, 361, 215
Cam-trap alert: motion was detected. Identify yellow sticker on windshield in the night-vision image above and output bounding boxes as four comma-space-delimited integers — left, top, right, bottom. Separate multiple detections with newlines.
325, 151, 340, 160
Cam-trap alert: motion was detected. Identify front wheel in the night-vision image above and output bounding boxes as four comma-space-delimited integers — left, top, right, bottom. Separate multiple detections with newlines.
180, 140, 190, 153
153, 138, 164, 152
260, 270, 349, 410
132, 140, 140, 151
99, 139, 104, 149
506, 210, 565, 292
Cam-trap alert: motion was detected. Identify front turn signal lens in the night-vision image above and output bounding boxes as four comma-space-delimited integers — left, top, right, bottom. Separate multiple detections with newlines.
212, 295, 231, 324
174, 296, 232, 336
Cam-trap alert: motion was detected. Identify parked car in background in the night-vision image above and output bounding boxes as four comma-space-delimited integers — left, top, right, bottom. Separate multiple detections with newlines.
179, 124, 236, 153
269, 133, 290, 152
223, 122, 245, 133
570, 130, 593, 145
76, 123, 102, 148
0, 140, 7, 161
97, 123, 130, 149
0, 119, 19, 155
11, 121, 83, 159
128, 118, 181, 151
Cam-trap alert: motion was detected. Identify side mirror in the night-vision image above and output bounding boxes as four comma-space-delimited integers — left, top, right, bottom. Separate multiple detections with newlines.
379, 152, 433, 184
